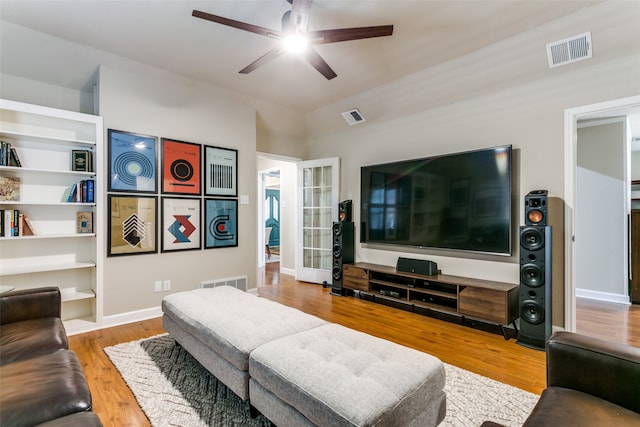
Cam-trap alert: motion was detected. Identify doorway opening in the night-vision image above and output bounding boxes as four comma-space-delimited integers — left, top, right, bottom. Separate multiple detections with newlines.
564, 95, 640, 333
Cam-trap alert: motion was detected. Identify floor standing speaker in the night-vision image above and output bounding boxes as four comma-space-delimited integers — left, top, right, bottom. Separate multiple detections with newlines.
331, 221, 355, 296
517, 225, 552, 350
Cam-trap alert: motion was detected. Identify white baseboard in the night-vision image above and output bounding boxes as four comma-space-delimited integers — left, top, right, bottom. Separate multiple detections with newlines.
102, 306, 163, 329
576, 288, 630, 305
281, 267, 295, 276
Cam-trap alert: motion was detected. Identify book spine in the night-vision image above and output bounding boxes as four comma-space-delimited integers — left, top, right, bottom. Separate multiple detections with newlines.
87, 179, 94, 203
12, 209, 19, 237
0, 209, 4, 237
4, 210, 10, 237
9, 148, 22, 167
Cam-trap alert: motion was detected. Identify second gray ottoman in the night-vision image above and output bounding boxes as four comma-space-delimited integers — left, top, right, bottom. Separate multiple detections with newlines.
249, 323, 446, 427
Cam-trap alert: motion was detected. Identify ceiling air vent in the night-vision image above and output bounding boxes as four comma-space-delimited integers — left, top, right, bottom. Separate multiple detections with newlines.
341, 108, 366, 126
546, 32, 592, 68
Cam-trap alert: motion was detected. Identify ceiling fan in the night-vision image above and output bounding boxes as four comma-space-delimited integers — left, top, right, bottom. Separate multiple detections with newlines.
192, 0, 393, 80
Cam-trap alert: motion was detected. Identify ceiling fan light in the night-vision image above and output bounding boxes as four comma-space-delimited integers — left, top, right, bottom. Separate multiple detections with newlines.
283, 34, 308, 53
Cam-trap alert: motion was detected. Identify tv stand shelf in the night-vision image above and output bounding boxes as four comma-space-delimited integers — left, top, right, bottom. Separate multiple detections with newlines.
344, 262, 519, 336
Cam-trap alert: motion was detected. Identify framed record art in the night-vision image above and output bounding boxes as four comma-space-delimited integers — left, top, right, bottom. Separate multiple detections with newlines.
162, 138, 201, 195
108, 129, 157, 193
161, 197, 201, 252
204, 198, 238, 249
204, 145, 237, 197
108, 195, 158, 257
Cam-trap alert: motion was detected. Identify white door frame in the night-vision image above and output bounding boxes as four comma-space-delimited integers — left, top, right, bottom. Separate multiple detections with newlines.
563, 95, 640, 332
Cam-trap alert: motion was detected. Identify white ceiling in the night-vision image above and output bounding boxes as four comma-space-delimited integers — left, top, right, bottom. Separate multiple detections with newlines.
1, 0, 639, 143
0, 0, 605, 113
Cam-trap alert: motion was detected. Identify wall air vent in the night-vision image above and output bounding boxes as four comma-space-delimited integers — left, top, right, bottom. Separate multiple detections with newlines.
341, 108, 366, 126
200, 275, 248, 291
546, 32, 592, 68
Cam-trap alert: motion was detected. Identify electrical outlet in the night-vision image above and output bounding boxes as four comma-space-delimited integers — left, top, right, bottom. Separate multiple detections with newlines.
154, 281, 162, 293
163, 280, 171, 291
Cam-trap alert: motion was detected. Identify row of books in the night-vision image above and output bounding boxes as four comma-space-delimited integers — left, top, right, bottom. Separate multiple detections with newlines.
68, 180, 95, 203
1, 209, 35, 237
0, 141, 22, 167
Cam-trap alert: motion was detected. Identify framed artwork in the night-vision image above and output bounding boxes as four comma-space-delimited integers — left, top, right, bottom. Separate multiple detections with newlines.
204, 145, 237, 197
161, 197, 201, 252
204, 198, 238, 249
108, 129, 157, 193
108, 195, 158, 256
162, 138, 201, 195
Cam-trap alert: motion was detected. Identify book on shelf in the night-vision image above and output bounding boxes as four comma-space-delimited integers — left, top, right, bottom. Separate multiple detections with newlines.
0, 209, 35, 237
0, 141, 22, 167
71, 149, 93, 172
77, 211, 93, 233
0, 176, 20, 201
66, 179, 95, 203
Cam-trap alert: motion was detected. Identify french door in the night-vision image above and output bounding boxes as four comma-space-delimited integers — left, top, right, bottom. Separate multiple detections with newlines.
295, 158, 340, 284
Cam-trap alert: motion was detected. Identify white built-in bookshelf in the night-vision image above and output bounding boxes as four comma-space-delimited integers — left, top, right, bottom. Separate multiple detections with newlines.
0, 99, 103, 335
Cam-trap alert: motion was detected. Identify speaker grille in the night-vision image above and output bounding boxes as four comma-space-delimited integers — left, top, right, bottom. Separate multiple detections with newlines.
520, 227, 544, 251
521, 300, 545, 325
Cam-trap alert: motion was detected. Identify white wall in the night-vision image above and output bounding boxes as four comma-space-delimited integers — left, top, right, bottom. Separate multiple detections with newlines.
99, 65, 258, 316
576, 120, 627, 300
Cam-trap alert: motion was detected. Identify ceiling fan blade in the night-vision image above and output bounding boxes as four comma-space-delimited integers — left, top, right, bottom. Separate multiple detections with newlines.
302, 46, 337, 80
290, 0, 313, 32
193, 10, 283, 39
239, 47, 285, 74
308, 25, 394, 44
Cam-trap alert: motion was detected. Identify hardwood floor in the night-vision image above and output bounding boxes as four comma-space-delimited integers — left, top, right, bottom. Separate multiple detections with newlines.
69, 262, 639, 426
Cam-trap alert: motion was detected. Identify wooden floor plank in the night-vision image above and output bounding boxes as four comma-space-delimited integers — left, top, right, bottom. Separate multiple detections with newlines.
69, 262, 639, 426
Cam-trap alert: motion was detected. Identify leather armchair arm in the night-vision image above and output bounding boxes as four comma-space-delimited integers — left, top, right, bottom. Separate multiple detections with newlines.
0, 287, 61, 325
546, 331, 640, 414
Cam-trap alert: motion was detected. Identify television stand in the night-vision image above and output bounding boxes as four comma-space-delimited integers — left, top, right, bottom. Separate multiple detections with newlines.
342, 262, 519, 339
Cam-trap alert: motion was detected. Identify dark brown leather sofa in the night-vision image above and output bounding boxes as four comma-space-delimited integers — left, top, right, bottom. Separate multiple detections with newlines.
0, 287, 102, 427
483, 331, 640, 426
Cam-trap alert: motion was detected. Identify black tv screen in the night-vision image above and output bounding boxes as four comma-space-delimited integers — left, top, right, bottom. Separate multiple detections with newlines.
360, 145, 512, 255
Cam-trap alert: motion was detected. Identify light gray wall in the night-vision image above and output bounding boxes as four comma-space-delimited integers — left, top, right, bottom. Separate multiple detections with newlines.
98, 65, 258, 316
304, 2, 640, 293
576, 120, 627, 298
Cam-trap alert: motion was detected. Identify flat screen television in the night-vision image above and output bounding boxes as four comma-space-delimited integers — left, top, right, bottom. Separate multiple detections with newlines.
360, 145, 512, 255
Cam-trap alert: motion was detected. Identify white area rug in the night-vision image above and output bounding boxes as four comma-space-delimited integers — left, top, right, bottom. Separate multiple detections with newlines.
105, 334, 539, 427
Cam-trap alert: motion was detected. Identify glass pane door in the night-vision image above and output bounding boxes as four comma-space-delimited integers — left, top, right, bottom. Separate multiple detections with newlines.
296, 158, 339, 284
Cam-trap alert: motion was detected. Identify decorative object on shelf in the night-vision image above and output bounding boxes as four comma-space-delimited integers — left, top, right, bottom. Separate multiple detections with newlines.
0, 176, 20, 201
108, 129, 157, 193
71, 149, 93, 172
77, 211, 93, 234
204, 145, 237, 197
108, 194, 157, 256
204, 198, 237, 249
161, 197, 201, 252
161, 138, 201, 195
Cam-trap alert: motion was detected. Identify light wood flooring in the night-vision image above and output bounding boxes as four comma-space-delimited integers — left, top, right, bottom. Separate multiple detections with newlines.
69, 262, 640, 426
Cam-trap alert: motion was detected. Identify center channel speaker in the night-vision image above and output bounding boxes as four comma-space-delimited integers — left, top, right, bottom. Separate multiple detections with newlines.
331, 221, 355, 296
517, 225, 552, 350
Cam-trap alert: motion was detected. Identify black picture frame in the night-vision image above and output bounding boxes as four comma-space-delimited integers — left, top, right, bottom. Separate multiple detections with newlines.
161, 197, 201, 252
108, 129, 158, 193
203, 145, 238, 197
161, 138, 202, 196
204, 198, 238, 249
107, 194, 158, 257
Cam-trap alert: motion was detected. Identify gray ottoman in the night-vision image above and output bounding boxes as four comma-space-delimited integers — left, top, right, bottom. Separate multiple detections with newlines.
249, 323, 447, 427
162, 286, 327, 400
